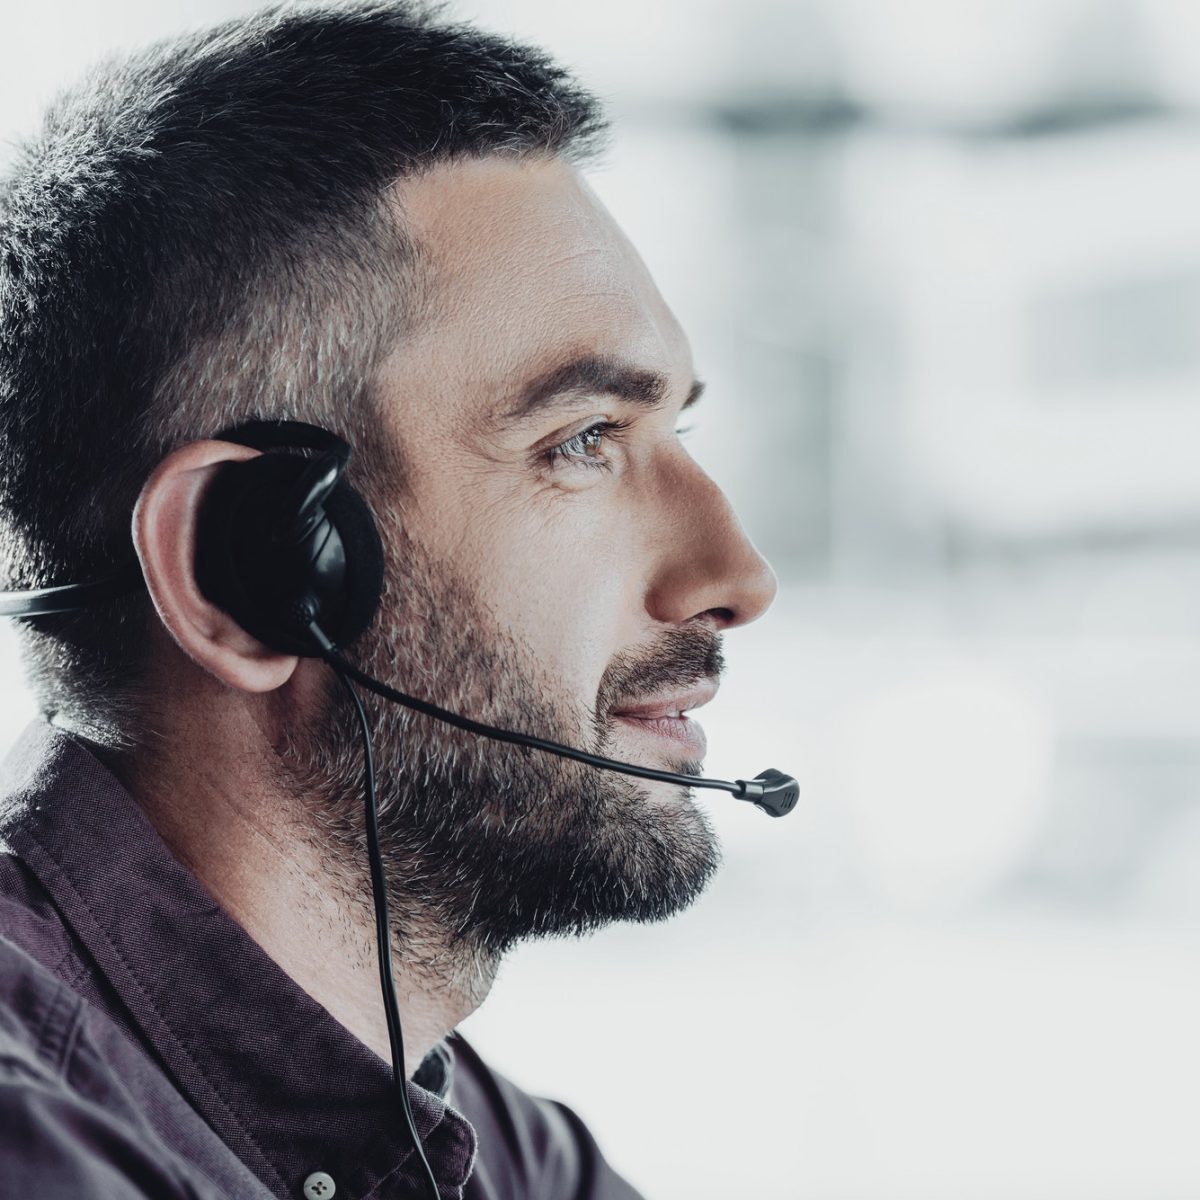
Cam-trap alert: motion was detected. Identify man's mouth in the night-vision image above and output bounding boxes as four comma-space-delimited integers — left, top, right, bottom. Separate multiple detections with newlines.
610, 682, 717, 760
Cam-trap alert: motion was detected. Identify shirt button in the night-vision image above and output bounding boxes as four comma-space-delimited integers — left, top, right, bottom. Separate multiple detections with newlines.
302, 1171, 337, 1200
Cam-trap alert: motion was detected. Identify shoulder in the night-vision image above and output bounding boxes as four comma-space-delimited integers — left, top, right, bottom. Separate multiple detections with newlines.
0, 849, 88, 986
0, 932, 81, 1077
448, 1033, 645, 1200
0, 934, 229, 1199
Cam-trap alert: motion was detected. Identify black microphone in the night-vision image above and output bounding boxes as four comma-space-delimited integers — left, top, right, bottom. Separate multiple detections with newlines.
306, 622, 799, 818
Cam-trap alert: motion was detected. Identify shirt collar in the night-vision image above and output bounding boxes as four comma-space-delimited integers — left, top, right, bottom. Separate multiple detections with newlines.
0, 719, 477, 1200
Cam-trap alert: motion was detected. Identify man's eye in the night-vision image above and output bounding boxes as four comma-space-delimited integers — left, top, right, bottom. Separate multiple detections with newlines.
544, 419, 632, 472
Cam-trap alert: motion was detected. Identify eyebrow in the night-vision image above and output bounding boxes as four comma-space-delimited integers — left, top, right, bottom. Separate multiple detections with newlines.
495, 354, 706, 427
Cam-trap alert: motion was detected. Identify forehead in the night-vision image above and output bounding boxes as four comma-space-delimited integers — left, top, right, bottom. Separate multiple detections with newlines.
388, 156, 691, 397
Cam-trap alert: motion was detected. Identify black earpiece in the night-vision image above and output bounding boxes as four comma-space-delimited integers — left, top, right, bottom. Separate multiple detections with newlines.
193, 420, 385, 656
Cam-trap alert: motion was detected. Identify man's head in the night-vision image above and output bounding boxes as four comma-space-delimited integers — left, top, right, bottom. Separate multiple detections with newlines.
0, 3, 777, 957
0, 0, 605, 747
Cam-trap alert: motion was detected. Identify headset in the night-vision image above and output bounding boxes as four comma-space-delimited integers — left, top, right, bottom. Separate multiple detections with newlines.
0, 419, 798, 1198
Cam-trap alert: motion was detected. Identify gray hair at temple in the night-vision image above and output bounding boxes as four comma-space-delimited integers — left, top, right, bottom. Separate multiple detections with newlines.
0, 1, 606, 750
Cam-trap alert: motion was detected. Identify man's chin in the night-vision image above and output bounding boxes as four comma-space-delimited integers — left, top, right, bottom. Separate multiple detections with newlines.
456, 770, 723, 950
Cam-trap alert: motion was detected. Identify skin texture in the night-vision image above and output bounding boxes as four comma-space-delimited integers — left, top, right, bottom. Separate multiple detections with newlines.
125, 156, 777, 1073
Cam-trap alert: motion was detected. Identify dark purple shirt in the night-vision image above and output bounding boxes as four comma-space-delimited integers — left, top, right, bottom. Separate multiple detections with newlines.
0, 720, 644, 1199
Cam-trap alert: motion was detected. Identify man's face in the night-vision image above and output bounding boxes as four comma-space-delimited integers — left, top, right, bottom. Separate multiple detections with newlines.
279, 156, 777, 959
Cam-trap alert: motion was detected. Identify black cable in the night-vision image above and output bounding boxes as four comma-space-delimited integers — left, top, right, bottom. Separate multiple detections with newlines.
327, 659, 442, 1200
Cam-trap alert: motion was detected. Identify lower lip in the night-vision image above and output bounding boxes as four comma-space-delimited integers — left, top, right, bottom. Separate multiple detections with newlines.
612, 714, 707, 759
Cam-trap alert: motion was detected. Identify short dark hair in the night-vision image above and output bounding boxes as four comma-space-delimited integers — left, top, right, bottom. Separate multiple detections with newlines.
0, 1, 605, 749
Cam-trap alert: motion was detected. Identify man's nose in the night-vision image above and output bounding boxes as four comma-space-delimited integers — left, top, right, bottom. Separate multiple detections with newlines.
643, 455, 779, 631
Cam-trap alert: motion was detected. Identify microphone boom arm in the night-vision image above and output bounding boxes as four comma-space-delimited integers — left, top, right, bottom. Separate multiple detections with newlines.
307, 624, 798, 817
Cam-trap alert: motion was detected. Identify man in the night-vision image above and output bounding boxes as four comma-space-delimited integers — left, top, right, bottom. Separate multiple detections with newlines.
0, 3, 778, 1197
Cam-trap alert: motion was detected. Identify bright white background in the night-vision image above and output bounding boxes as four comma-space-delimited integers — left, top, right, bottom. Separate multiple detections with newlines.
4, 3, 1200, 1197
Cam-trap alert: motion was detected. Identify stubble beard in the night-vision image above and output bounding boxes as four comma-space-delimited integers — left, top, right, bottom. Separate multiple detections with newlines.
271, 515, 723, 980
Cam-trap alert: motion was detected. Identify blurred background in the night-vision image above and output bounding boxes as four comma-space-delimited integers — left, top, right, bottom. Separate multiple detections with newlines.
3, 1, 1200, 1196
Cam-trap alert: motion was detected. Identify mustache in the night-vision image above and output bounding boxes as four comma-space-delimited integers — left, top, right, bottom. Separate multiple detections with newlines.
596, 626, 725, 719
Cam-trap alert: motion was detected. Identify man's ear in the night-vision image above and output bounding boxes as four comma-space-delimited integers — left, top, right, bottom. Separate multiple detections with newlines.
132, 439, 300, 693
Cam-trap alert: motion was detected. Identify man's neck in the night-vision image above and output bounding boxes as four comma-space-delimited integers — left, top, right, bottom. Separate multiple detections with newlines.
99, 697, 495, 1076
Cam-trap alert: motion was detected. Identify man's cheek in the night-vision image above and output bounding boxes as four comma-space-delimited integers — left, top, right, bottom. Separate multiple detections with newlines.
485, 567, 618, 701
448, 490, 635, 685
